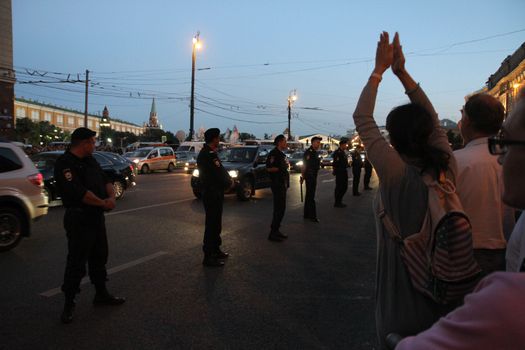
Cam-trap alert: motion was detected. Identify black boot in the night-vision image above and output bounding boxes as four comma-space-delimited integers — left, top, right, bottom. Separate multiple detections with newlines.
215, 249, 230, 259
93, 284, 126, 306
61, 294, 76, 324
203, 253, 225, 267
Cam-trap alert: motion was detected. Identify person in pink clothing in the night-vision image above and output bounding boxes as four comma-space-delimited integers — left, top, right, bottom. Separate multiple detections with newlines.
395, 88, 525, 350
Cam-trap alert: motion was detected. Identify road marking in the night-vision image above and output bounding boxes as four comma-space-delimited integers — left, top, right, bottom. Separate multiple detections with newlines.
39, 251, 169, 297
106, 197, 194, 216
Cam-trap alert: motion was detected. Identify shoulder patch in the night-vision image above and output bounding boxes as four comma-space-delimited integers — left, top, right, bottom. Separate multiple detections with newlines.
63, 168, 73, 181
306, 154, 310, 160
269, 156, 274, 164
214, 159, 221, 167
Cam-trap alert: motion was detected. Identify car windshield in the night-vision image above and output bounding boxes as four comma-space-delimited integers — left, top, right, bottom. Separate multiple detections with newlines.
131, 149, 151, 158
177, 146, 191, 152
219, 148, 257, 163
175, 151, 193, 160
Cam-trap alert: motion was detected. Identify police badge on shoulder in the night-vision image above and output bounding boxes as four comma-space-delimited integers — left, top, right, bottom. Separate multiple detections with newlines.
63, 168, 73, 181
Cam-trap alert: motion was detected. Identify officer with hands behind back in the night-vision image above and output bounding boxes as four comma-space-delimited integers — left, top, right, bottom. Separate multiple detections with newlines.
54, 127, 125, 325
332, 137, 350, 207
197, 128, 233, 267
266, 134, 290, 242
301, 136, 322, 222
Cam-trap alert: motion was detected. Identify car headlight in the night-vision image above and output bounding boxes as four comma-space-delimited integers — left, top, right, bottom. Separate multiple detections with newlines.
296, 161, 303, 166
192, 169, 199, 177
185, 162, 189, 166
133, 159, 139, 164
228, 170, 238, 178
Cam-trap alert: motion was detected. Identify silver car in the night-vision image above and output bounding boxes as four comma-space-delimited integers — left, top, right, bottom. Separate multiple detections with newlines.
0, 141, 48, 252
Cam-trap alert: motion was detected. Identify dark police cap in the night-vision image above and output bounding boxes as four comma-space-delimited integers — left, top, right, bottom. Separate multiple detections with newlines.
339, 137, 349, 145
204, 128, 221, 142
71, 127, 96, 141
311, 136, 322, 142
274, 134, 286, 145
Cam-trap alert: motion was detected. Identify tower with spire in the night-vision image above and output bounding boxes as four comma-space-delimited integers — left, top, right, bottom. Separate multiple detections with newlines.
100, 106, 111, 127
147, 98, 160, 128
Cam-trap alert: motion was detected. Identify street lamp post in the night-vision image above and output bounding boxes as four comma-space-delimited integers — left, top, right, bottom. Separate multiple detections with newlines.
188, 31, 202, 141
287, 89, 297, 141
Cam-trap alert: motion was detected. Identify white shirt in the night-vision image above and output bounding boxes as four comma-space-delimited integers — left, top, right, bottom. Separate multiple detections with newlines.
454, 138, 511, 249
507, 215, 525, 272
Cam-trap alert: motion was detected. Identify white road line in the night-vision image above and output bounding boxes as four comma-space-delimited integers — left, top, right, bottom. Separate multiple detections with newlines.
39, 251, 169, 297
106, 197, 194, 216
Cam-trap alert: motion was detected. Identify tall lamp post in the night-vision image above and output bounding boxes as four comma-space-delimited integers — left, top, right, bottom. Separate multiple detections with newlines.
188, 31, 202, 141
287, 89, 297, 141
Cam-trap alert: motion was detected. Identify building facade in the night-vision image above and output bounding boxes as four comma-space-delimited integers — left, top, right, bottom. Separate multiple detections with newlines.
14, 98, 143, 135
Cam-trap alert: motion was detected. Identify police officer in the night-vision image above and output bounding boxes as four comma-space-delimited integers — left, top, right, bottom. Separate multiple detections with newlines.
197, 128, 233, 267
266, 135, 289, 242
332, 138, 349, 207
351, 147, 364, 196
363, 153, 373, 190
301, 136, 322, 222
54, 127, 125, 324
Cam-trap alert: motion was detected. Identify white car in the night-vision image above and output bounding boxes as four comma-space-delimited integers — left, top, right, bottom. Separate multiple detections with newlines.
0, 141, 48, 251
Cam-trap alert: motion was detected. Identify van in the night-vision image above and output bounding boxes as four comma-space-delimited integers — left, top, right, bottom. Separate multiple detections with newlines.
125, 147, 177, 174
177, 141, 204, 154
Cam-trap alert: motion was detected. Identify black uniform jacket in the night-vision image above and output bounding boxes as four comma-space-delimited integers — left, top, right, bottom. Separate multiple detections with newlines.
266, 147, 290, 187
197, 144, 232, 191
303, 147, 320, 177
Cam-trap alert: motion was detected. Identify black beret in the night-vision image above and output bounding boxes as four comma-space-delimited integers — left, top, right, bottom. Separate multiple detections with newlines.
71, 127, 96, 141
339, 137, 349, 144
311, 136, 322, 143
204, 128, 220, 143
274, 134, 286, 145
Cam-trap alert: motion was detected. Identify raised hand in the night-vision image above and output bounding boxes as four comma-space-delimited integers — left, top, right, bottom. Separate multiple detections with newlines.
392, 32, 406, 76
373, 31, 393, 75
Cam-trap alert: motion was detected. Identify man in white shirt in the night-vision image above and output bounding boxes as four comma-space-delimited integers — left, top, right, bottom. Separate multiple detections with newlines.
455, 93, 512, 274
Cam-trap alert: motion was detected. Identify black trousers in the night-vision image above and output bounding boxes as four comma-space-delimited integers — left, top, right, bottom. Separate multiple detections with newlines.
352, 168, 361, 195
334, 171, 348, 204
271, 184, 287, 232
304, 174, 318, 219
62, 209, 108, 297
202, 189, 224, 254
364, 165, 373, 189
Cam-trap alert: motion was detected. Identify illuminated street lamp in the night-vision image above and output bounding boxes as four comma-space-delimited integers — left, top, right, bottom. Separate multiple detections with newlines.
287, 89, 298, 141
188, 31, 202, 141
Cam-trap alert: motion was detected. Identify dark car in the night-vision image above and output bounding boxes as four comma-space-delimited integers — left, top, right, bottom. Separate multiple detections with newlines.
31, 151, 136, 202
288, 152, 305, 172
191, 146, 273, 201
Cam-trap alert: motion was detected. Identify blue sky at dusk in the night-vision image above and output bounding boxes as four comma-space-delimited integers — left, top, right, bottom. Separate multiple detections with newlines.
12, 0, 525, 137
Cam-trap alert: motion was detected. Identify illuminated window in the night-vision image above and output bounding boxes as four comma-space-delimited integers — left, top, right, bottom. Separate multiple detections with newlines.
68, 117, 74, 125
56, 115, 63, 124
31, 110, 40, 121
16, 107, 26, 118
44, 112, 52, 122
87, 120, 93, 128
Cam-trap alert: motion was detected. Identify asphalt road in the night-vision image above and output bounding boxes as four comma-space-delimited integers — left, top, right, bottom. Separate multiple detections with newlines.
0, 168, 379, 350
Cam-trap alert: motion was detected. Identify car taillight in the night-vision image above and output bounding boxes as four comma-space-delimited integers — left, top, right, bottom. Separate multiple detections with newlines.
28, 173, 44, 187
129, 165, 133, 172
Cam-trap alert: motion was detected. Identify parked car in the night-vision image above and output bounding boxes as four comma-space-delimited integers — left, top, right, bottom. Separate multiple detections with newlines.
31, 151, 136, 201
184, 158, 197, 174
0, 141, 48, 252
288, 152, 304, 172
125, 147, 177, 174
191, 146, 272, 201
320, 156, 334, 168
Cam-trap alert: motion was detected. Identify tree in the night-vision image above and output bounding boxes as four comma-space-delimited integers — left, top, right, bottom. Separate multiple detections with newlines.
14, 118, 67, 145
238, 132, 256, 141
263, 133, 270, 140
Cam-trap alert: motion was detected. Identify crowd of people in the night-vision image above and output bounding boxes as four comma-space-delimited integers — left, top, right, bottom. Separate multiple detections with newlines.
23, 143, 123, 156
354, 32, 525, 349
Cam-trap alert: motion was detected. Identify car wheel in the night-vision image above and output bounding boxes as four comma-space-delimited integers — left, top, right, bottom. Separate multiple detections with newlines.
113, 181, 124, 200
0, 207, 24, 252
236, 178, 253, 201
141, 164, 150, 174
193, 189, 202, 199
167, 163, 175, 172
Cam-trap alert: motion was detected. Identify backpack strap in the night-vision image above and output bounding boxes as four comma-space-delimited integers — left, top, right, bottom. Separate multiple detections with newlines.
377, 192, 404, 244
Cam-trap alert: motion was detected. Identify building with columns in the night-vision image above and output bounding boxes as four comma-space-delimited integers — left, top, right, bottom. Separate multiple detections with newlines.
14, 97, 143, 135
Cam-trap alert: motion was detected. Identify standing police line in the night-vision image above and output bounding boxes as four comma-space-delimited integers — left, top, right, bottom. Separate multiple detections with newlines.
54, 127, 372, 324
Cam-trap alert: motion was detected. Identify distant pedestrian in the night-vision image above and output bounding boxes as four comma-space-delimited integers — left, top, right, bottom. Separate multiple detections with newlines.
363, 153, 373, 190
197, 128, 233, 267
266, 134, 290, 241
301, 136, 322, 222
54, 127, 125, 324
351, 148, 363, 196
332, 137, 350, 207
455, 93, 514, 275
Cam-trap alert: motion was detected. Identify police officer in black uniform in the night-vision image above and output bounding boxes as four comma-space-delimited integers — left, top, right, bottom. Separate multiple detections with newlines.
332, 137, 349, 207
301, 136, 322, 222
197, 128, 233, 267
363, 153, 373, 190
54, 127, 125, 324
351, 147, 364, 196
266, 134, 290, 242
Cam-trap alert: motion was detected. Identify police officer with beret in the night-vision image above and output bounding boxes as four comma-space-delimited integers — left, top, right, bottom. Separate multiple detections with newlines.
197, 128, 233, 267
266, 134, 289, 242
332, 138, 349, 207
363, 153, 373, 191
54, 127, 125, 324
301, 136, 322, 222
